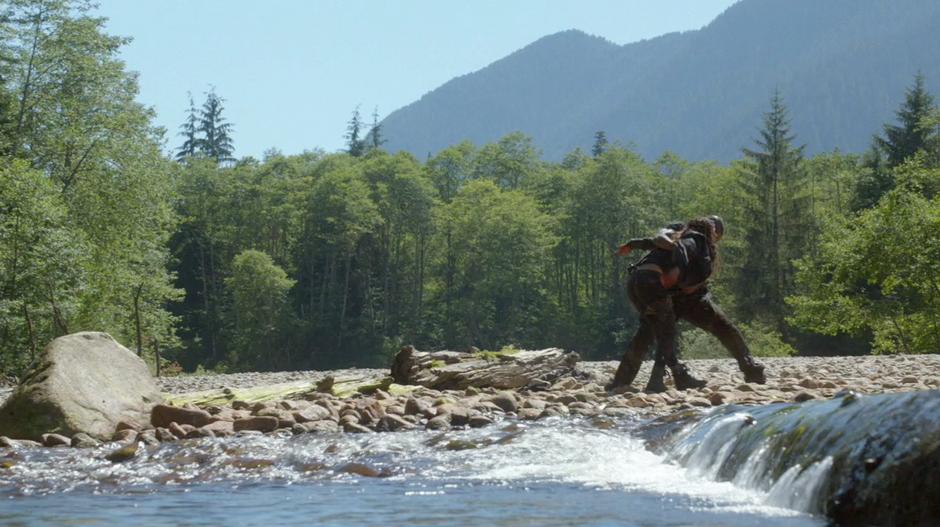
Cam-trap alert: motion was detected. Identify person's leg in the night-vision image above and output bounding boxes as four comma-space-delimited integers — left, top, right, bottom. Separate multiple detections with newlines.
675, 291, 766, 384
645, 297, 677, 393
609, 317, 655, 389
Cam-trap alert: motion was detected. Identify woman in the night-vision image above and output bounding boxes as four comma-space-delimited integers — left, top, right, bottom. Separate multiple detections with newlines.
608, 215, 766, 392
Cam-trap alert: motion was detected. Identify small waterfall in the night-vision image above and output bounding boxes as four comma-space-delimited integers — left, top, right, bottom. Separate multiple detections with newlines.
652, 390, 940, 525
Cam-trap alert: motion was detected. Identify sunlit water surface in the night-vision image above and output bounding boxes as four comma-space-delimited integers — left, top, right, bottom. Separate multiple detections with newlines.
0, 418, 828, 526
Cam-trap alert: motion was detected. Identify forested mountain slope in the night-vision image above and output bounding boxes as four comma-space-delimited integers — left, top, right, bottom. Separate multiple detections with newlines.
382, 0, 940, 161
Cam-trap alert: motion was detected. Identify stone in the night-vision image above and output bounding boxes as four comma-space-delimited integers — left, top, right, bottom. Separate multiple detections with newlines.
202, 420, 234, 436
0, 436, 41, 449
292, 406, 332, 423
233, 416, 279, 433
41, 433, 71, 447
518, 408, 542, 420
376, 414, 415, 431
168, 422, 188, 439
342, 422, 373, 434
70, 433, 100, 448
105, 443, 138, 463
0, 332, 163, 441
156, 427, 177, 442
901, 376, 918, 384
112, 429, 138, 443
138, 430, 160, 446
799, 378, 820, 389
185, 428, 214, 439
404, 397, 432, 417
708, 392, 726, 406
437, 404, 471, 426
305, 420, 340, 434
151, 405, 213, 428
426, 415, 451, 430
794, 391, 816, 402
486, 392, 517, 413
468, 415, 493, 428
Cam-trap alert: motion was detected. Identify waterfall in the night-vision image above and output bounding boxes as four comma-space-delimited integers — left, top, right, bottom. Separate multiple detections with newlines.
652, 390, 940, 525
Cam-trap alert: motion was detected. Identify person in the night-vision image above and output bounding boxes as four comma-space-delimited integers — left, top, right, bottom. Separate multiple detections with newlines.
608, 215, 766, 393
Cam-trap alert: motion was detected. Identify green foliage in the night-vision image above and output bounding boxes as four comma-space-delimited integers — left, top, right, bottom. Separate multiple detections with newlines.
225, 250, 295, 370
788, 188, 940, 354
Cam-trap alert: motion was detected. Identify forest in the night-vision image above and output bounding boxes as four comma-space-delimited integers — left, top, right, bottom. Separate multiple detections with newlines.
1, 1, 939, 376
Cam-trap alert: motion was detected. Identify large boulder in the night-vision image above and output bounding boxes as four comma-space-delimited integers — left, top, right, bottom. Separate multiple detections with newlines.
0, 332, 163, 441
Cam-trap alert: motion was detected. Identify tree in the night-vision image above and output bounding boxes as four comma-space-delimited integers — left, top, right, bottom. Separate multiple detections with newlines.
591, 130, 608, 157
197, 87, 235, 164
876, 73, 935, 167
176, 92, 199, 160
788, 188, 940, 354
345, 105, 365, 157
225, 250, 295, 370
738, 91, 808, 324
473, 132, 541, 190
366, 106, 385, 151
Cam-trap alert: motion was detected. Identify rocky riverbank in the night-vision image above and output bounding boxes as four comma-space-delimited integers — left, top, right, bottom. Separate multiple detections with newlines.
2, 354, 938, 450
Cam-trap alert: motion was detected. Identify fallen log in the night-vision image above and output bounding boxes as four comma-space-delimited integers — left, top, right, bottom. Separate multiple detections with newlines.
391, 346, 579, 390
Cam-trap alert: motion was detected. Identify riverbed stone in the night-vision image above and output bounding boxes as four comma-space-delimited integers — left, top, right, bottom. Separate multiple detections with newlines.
234, 416, 278, 433
293, 405, 331, 423
41, 433, 71, 447
0, 332, 163, 441
151, 404, 213, 428
70, 433, 100, 448
486, 392, 517, 413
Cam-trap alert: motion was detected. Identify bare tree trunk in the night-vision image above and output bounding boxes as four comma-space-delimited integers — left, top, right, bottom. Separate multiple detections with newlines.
154, 339, 162, 377
336, 255, 352, 352
133, 283, 144, 356
23, 303, 37, 364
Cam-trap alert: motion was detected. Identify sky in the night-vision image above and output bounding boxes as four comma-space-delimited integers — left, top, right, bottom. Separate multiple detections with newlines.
97, 0, 740, 159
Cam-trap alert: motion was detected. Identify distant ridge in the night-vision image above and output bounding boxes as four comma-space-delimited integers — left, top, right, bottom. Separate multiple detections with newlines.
381, 0, 940, 162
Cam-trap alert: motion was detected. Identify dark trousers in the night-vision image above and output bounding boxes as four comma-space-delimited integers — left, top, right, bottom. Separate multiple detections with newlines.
611, 271, 753, 387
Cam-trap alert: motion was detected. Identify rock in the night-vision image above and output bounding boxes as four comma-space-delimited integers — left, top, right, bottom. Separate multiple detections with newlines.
70, 433, 100, 448
901, 376, 918, 384
376, 414, 415, 431
519, 408, 542, 420
404, 397, 432, 417
0, 332, 163, 441
342, 422, 373, 434
304, 420, 340, 434
105, 442, 138, 462
202, 420, 234, 436
445, 439, 478, 451
799, 378, 820, 389
293, 406, 331, 423
794, 391, 817, 402
41, 433, 71, 447
338, 462, 389, 478
0, 436, 41, 449
168, 422, 189, 439
736, 383, 756, 392
138, 430, 160, 446
112, 429, 138, 443
185, 428, 215, 439
156, 427, 177, 442
603, 407, 635, 418
437, 404, 471, 426
233, 416, 279, 433
486, 392, 517, 413
708, 392, 726, 406
468, 415, 494, 428
687, 397, 712, 407
151, 405, 213, 428
426, 415, 451, 430
115, 420, 141, 432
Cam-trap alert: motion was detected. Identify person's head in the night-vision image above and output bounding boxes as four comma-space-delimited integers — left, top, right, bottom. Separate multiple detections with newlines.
707, 215, 724, 241
685, 216, 723, 271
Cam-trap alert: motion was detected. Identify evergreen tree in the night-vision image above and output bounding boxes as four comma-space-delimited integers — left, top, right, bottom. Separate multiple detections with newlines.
175, 92, 199, 161
591, 130, 608, 157
876, 73, 935, 167
345, 105, 365, 157
739, 91, 807, 324
197, 88, 235, 164
367, 106, 385, 151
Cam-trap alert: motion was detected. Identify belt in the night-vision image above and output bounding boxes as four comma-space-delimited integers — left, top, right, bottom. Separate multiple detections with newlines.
631, 263, 701, 293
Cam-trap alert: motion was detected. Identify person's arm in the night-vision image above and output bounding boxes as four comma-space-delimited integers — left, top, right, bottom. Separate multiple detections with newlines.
616, 238, 655, 256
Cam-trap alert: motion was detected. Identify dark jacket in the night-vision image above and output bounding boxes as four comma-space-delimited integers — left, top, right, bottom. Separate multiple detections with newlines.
628, 226, 713, 290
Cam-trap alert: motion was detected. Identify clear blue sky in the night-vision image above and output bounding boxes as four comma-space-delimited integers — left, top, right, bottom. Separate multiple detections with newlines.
98, 0, 739, 158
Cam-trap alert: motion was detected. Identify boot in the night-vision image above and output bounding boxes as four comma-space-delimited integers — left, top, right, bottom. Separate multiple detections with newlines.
740, 358, 767, 384
672, 363, 707, 391
644, 363, 668, 393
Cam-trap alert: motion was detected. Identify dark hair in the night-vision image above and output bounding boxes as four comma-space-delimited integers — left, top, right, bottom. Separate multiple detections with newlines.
685, 217, 720, 273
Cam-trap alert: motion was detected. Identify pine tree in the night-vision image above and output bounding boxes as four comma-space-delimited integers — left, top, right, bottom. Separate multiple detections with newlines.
739, 91, 806, 324
175, 92, 199, 161
197, 88, 235, 164
876, 73, 935, 167
367, 106, 385, 151
345, 105, 365, 157
592, 130, 608, 157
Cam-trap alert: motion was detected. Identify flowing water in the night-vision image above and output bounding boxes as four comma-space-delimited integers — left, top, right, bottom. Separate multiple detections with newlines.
0, 415, 832, 527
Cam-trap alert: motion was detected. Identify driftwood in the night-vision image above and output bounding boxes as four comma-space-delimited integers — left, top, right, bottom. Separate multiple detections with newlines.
391, 346, 579, 390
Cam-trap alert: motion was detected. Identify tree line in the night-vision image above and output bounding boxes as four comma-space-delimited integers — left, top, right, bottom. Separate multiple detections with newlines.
1, 1, 938, 376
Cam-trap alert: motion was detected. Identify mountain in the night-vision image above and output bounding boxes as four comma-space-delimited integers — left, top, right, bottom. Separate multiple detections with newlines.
381, 0, 940, 162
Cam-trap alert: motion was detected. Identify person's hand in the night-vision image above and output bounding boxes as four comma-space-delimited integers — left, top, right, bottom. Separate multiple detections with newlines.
616, 244, 632, 256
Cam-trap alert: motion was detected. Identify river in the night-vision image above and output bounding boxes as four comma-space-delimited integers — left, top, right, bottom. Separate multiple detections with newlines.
0, 417, 828, 526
